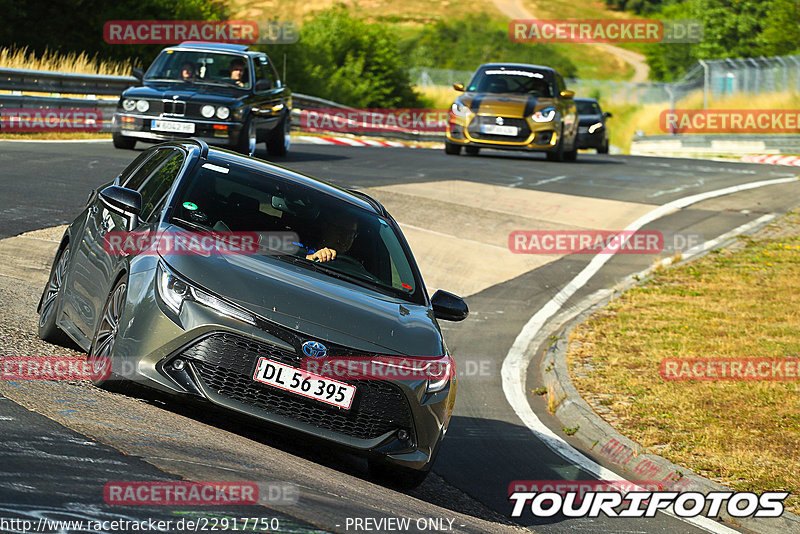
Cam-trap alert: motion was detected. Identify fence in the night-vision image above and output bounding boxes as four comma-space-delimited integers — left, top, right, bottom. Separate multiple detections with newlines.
411, 54, 800, 107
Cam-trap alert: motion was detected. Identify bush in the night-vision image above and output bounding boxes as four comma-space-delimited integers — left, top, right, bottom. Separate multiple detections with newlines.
401, 14, 577, 78
265, 7, 424, 108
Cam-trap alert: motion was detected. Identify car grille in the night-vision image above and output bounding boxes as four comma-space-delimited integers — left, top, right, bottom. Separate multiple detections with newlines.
162, 100, 186, 116
468, 116, 531, 142
177, 332, 414, 441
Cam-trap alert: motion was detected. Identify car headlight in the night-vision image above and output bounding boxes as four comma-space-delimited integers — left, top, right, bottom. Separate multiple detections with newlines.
425, 353, 455, 393
532, 107, 556, 122
157, 262, 255, 325
450, 102, 472, 118
216, 106, 230, 120
135, 100, 150, 113
588, 122, 604, 134
122, 99, 136, 112
201, 105, 215, 118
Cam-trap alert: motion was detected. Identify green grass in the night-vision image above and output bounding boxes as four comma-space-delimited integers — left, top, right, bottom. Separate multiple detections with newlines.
568, 212, 800, 512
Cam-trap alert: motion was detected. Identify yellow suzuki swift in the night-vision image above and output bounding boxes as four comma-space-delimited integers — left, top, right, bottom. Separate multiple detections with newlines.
445, 63, 579, 161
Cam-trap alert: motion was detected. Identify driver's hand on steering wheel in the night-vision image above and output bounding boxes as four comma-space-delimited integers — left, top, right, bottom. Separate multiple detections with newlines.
306, 247, 337, 262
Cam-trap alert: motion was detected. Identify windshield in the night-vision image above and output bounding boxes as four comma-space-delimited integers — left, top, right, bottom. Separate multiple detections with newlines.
577, 100, 602, 115
170, 163, 422, 302
145, 50, 251, 89
468, 68, 554, 97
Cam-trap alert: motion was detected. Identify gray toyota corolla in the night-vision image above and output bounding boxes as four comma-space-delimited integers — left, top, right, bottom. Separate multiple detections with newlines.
37, 139, 467, 487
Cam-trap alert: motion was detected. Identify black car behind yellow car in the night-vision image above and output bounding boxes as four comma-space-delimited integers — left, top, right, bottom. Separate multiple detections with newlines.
445, 63, 579, 162
575, 97, 612, 154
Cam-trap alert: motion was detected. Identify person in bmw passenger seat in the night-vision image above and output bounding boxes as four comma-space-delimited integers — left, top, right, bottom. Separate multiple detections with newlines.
296, 217, 359, 263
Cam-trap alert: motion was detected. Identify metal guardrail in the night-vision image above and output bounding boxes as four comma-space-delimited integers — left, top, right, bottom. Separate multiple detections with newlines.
0, 67, 440, 139
630, 134, 800, 157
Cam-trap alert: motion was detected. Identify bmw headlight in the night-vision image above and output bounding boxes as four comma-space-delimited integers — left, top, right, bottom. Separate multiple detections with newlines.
201, 105, 215, 118
450, 102, 472, 119
588, 122, 604, 134
135, 100, 150, 113
532, 107, 556, 122
157, 262, 255, 325
216, 106, 230, 120
122, 99, 136, 112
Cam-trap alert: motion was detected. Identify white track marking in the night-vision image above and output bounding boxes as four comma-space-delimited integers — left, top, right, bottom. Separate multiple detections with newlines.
502, 176, 798, 533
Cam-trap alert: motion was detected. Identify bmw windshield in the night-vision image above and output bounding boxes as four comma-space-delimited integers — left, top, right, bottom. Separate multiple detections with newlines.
169, 162, 423, 303
145, 50, 251, 89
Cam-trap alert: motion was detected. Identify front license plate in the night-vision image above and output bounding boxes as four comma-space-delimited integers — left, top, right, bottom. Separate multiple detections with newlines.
578, 127, 589, 134
481, 123, 518, 136
151, 119, 195, 133
252, 357, 356, 410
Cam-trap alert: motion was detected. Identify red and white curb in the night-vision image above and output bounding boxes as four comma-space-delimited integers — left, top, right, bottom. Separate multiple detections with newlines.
294, 135, 443, 149
742, 154, 800, 166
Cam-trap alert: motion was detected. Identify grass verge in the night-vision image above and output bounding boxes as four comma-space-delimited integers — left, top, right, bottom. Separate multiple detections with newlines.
567, 211, 800, 512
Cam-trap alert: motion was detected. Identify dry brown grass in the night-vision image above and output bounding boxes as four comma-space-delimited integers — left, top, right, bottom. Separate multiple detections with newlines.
606, 90, 800, 153
567, 211, 800, 512
0, 46, 140, 76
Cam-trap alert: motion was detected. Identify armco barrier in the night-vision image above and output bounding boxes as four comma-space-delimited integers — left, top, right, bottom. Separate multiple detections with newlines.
630, 134, 800, 157
0, 66, 441, 139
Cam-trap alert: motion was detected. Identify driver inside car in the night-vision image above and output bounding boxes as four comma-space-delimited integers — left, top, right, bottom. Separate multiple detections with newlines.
296, 217, 358, 263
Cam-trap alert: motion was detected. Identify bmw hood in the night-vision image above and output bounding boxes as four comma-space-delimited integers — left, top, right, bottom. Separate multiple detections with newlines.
458, 92, 556, 118
122, 84, 241, 106
160, 244, 444, 357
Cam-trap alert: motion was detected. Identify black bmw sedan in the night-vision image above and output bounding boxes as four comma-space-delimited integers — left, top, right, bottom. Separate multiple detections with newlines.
112, 42, 291, 157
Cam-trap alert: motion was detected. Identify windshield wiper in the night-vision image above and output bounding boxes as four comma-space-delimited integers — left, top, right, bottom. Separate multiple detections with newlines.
171, 217, 211, 232
280, 255, 409, 299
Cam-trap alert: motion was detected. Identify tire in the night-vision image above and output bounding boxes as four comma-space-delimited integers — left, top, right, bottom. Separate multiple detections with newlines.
235, 115, 256, 156
564, 135, 578, 161
464, 146, 480, 156
368, 458, 430, 490
88, 277, 134, 394
546, 126, 566, 162
112, 132, 136, 150
266, 114, 290, 157
444, 141, 461, 155
38, 245, 71, 344
598, 139, 609, 154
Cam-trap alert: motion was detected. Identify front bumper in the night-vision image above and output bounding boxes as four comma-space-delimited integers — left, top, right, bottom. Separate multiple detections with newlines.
576, 128, 606, 149
112, 263, 454, 471
446, 112, 560, 151
113, 113, 243, 147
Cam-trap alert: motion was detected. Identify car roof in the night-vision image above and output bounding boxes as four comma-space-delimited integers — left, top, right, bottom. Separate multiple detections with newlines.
174, 41, 250, 52
477, 63, 557, 73
574, 97, 599, 102
167, 142, 382, 214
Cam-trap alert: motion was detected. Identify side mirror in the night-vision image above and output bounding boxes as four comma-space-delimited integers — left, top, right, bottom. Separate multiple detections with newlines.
453, 82, 465, 92
560, 90, 575, 99
431, 290, 469, 322
256, 79, 273, 92
603, 111, 612, 118
99, 186, 142, 216
131, 68, 144, 83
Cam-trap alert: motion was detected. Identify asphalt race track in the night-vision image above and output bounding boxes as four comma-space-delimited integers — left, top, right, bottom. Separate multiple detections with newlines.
1, 139, 799, 534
